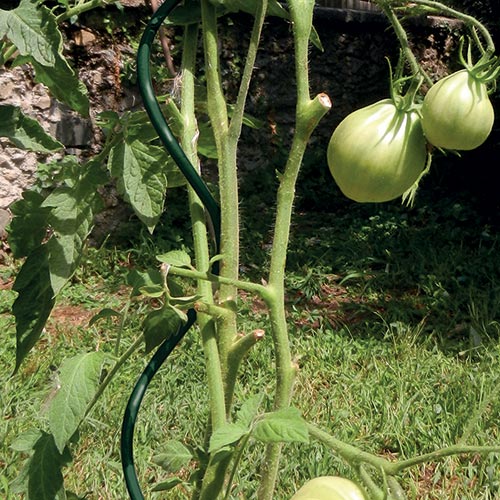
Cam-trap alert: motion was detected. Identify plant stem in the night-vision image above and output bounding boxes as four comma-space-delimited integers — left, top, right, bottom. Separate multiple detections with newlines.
199, 0, 239, 400
406, 0, 496, 55
114, 299, 131, 357
84, 333, 144, 418
227, 0, 268, 146
309, 422, 500, 476
56, 0, 110, 22
257, 2, 331, 498
377, 1, 433, 87
167, 265, 269, 297
178, 23, 229, 500
392, 444, 500, 474
308, 423, 393, 470
1, 44, 17, 65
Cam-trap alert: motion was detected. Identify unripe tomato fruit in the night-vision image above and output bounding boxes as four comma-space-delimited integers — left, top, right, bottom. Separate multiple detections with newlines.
290, 476, 366, 500
327, 100, 426, 203
421, 69, 494, 150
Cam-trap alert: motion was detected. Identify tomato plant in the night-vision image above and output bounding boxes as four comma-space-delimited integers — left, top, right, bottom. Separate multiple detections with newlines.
327, 99, 427, 203
290, 476, 366, 500
3, 0, 500, 499
421, 69, 495, 150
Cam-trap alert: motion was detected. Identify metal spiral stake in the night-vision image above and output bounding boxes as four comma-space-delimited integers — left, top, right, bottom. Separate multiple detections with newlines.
121, 1, 221, 498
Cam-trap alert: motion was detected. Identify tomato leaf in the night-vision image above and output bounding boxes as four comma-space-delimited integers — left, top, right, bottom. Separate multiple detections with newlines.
235, 394, 263, 428
126, 269, 163, 297
138, 285, 165, 298
143, 306, 183, 353
15, 55, 90, 116
10, 428, 44, 453
156, 249, 192, 268
152, 440, 193, 473
27, 432, 72, 500
0, 105, 63, 152
0, 0, 60, 67
252, 407, 309, 444
42, 164, 104, 295
48, 352, 106, 454
151, 477, 184, 492
7, 191, 51, 259
88, 308, 122, 327
108, 139, 167, 233
12, 245, 55, 373
209, 422, 248, 453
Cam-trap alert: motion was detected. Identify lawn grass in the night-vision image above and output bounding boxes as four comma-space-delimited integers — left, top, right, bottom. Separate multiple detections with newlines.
1, 188, 499, 499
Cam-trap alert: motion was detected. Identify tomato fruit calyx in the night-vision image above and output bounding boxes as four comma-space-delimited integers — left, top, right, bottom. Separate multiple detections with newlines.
457, 36, 500, 88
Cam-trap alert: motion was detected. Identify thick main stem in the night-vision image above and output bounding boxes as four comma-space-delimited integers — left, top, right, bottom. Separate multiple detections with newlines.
200, 0, 237, 382
257, 1, 331, 498
178, 24, 227, 500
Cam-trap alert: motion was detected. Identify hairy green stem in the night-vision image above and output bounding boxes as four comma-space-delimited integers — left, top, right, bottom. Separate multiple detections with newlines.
56, 0, 110, 22
392, 444, 500, 473
177, 23, 228, 500
227, 0, 268, 145
217, 0, 268, 414
257, 2, 331, 498
84, 333, 144, 419
199, 2, 239, 412
377, 2, 433, 87
309, 422, 500, 477
406, 0, 496, 55
167, 265, 269, 297
0, 44, 17, 65
114, 299, 131, 356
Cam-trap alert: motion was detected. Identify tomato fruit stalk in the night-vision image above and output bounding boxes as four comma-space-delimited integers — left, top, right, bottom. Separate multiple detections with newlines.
327, 98, 427, 203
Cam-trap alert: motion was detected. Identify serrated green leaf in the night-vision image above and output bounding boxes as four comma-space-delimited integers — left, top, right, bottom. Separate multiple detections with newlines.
152, 440, 193, 473
48, 352, 106, 454
139, 285, 165, 298
156, 249, 192, 268
151, 477, 184, 492
7, 190, 51, 259
27, 432, 71, 500
42, 163, 104, 295
10, 428, 44, 453
88, 308, 121, 327
0, 0, 61, 67
209, 422, 248, 453
14, 54, 90, 116
10, 459, 30, 494
235, 394, 263, 428
108, 139, 167, 233
126, 268, 163, 297
12, 245, 55, 373
0, 105, 63, 152
252, 407, 309, 444
165, 0, 202, 25
143, 306, 183, 353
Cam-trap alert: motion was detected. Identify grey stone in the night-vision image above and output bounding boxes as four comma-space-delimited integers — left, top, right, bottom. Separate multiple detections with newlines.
0, 208, 11, 240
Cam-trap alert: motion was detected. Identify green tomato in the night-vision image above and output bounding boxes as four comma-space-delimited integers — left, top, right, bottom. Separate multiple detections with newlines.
327, 99, 427, 203
290, 476, 366, 500
421, 69, 494, 150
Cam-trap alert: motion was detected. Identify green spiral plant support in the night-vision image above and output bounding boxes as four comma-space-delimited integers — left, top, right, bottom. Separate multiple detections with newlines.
121, 1, 220, 498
